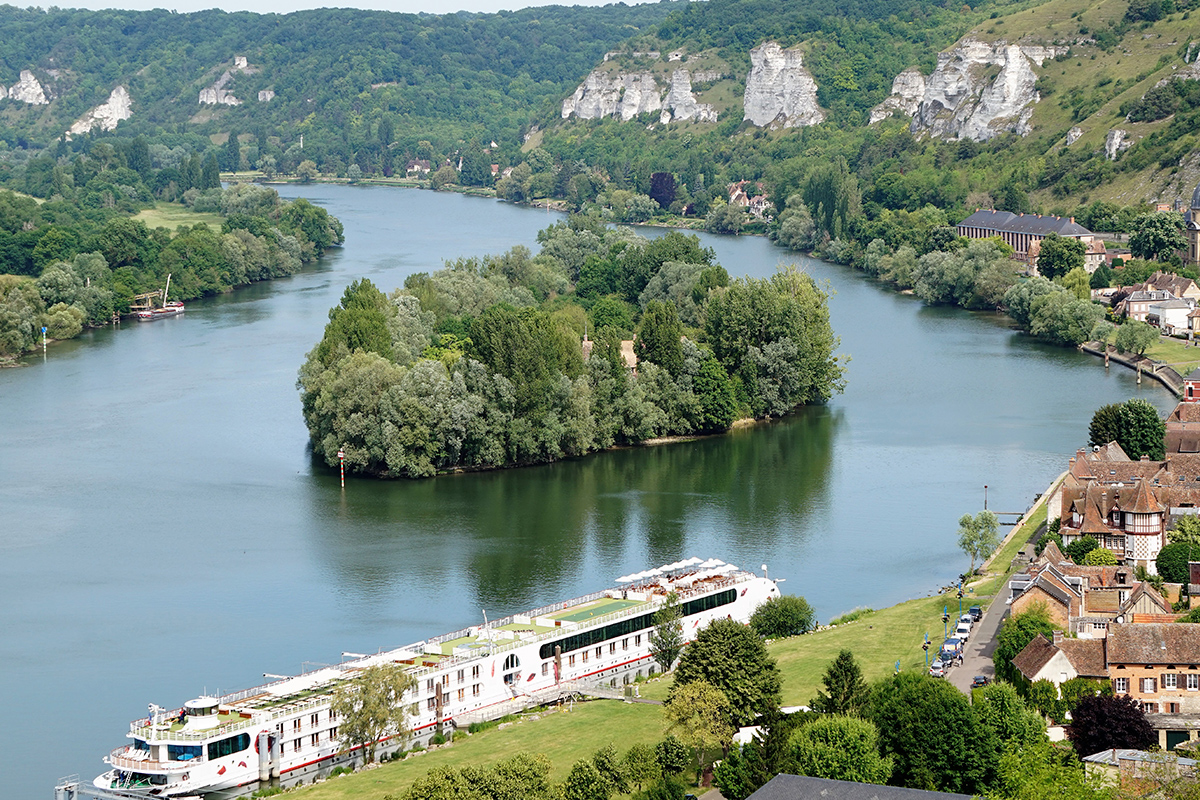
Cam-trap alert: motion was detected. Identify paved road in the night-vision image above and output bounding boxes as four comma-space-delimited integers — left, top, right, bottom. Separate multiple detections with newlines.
947, 541, 1035, 694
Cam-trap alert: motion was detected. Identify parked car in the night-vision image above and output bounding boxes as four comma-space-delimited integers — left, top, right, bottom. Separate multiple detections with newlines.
940, 638, 963, 660
969, 606, 982, 622
954, 622, 972, 641
959, 613, 974, 629
929, 659, 946, 677
971, 675, 991, 689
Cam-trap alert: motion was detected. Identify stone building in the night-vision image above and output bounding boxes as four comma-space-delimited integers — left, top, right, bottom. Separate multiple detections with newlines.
956, 209, 1103, 271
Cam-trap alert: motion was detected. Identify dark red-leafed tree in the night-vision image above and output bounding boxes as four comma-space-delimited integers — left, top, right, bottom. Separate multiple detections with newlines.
1067, 693, 1155, 758
649, 172, 676, 209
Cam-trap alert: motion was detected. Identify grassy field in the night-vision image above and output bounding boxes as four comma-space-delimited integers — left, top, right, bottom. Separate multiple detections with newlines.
133, 202, 225, 232
295, 700, 667, 800
1143, 336, 1200, 379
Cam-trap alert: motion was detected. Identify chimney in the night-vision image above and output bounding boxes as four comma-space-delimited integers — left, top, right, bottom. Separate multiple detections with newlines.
1053, 630, 1064, 645
1142, 455, 1150, 461
1070, 217, 1075, 224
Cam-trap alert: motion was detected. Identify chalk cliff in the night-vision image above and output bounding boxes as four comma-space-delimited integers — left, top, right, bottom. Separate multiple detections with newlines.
68, 86, 132, 136
870, 38, 1066, 141
200, 70, 242, 106
742, 42, 824, 128
562, 68, 717, 124
9, 70, 48, 104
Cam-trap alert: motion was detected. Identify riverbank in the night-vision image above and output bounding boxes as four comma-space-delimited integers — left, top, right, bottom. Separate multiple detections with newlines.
284, 472, 1054, 800
1080, 340, 1185, 398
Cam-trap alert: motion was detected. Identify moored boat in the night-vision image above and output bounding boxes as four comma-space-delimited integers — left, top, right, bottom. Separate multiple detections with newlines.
92, 558, 779, 798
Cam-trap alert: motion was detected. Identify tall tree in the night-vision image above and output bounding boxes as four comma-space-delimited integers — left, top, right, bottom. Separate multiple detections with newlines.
663, 680, 735, 774
994, 603, 1056, 683
1088, 403, 1123, 448
1114, 320, 1158, 356
1129, 212, 1187, 261
330, 663, 416, 764
649, 172, 677, 209
810, 649, 870, 717
636, 300, 684, 376
1036, 232, 1085, 280
957, 510, 1001, 574
974, 682, 1047, 746
672, 618, 782, 727
649, 591, 684, 673
868, 672, 997, 794
1119, 398, 1165, 460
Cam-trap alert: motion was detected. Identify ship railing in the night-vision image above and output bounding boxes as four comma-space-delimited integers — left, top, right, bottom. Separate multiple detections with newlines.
108, 746, 194, 772
402, 574, 749, 681
132, 714, 259, 742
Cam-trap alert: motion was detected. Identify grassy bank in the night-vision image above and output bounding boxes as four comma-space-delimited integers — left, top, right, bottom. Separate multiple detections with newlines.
133, 201, 225, 232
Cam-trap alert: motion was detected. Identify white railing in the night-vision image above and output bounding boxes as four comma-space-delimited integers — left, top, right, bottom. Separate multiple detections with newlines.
108, 747, 193, 772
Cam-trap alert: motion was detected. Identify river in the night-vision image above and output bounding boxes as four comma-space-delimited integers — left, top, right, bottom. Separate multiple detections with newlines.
0, 185, 1176, 800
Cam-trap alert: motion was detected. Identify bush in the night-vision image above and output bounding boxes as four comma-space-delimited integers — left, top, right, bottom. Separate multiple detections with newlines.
750, 595, 816, 638
830, 608, 874, 626
430, 733, 447, 745
1157, 541, 1200, 583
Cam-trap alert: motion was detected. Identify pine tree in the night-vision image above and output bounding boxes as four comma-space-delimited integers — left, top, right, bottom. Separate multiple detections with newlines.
810, 649, 870, 716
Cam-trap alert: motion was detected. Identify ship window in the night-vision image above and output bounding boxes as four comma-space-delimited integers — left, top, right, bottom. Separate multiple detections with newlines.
473, 684, 481, 696
207, 733, 250, 761
133, 739, 149, 752
293, 738, 301, 752
539, 589, 738, 660
472, 665, 480, 678
503, 654, 520, 671
168, 744, 201, 762
311, 733, 319, 746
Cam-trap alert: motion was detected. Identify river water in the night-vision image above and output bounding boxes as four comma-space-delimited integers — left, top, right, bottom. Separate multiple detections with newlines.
0, 185, 1176, 799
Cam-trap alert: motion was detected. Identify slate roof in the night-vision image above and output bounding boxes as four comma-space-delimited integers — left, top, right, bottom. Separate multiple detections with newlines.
1188, 369, 1200, 381
958, 209, 1093, 237
1107, 623, 1200, 665
1168, 404, 1200, 424
747, 775, 974, 800
1084, 749, 1199, 767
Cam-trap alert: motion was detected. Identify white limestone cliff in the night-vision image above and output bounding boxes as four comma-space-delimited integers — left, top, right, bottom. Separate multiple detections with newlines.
9, 70, 48, 105
561, 71, 661, 121
870, 38, 1066, 141
742, 42, 824, 128
660, 70, 718, 124
258, 89, 275, 102
200, 70, 242, 106
1106, 128, 1130, 160
1066, 126, 1083, 145
869, 68, 926, 124
67, 86, 132, 136
562, 68, 717, 124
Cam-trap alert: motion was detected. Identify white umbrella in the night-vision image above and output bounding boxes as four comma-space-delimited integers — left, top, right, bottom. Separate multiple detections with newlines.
684, 557, 703, 566
616, 575, 634, 583
715, 564, 737, 574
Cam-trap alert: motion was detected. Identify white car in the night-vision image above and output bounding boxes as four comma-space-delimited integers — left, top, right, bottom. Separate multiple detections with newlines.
929, 659, 946, 677
955, 622, 972, 641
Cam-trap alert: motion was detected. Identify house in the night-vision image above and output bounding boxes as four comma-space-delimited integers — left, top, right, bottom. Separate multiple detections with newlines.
747, 775, 973, 800
1116, 290, 1179, 322
1166, 398, 1200, 451
1148, 297, 1195, 335
728, 181, 772, 219
1012, 623, 1200, 749
956, 209, 1099, 270
405, 159, 432, 178
1011, 631, 1107, 686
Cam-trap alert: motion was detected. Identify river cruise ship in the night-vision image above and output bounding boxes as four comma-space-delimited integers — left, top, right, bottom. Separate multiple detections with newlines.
94, 558, 780, 798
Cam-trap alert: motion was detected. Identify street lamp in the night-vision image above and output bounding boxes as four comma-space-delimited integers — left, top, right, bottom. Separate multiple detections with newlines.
923, 633, 930, 669
957, 582, 964, 617
984, 484, 989, 511
942, 606, 949, 640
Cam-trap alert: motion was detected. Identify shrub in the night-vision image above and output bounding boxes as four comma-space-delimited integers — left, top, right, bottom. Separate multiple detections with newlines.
750, 595, 816, 638
830, 608, 874, 626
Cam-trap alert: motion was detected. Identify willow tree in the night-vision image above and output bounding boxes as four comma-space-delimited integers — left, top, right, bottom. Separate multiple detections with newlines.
331, 663, 416, 764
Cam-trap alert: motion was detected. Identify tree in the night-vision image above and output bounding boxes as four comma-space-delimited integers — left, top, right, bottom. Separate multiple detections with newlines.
1089, 403, 1123, 448
671, 618, 782, 727
330, 663, 416, 764
1119, 398, 1165, 460
749, 596, 816, 639
790, 716, 893, 784
1168, 515, 1200, 545
693, 355, 736, 433
974, 682, 1047, 746
994, 603, 1055, 683
1064, 536, 1099, 564
810, 650, 870, 717
312, 278, 395, 366
636, 300, 684, 376
713, 745, 756, 800
564, 759, 611, 800
649, 172, 677, 210
958, 510, 1001, 574
1036, 233, 1086, 280
1129, 212, 1187, 262
296, 159, 318, 183
868, 672, 997, 794
705, 202, 746, 235
654, 737, 690, 776
1114, 320, 1158, 356
592, 744, 628, 795
1068, 694, 1155, 758
623, 743, 661, 792
991, 740, 1116, 800
1082, 547, 1118, 566
431, 164, 458, 190
649, 591, 684, 673
663, 680, 735, 773
1059, 267, 1092, 301
1156, 541, 1200, 583
1060, 677, 1113, 715
347, 164, 363, 184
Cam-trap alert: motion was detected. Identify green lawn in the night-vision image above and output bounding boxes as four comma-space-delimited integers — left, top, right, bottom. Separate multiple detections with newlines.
1143, 336, 1200, 380
134, 202, 225, 233
296, 700, 666, 800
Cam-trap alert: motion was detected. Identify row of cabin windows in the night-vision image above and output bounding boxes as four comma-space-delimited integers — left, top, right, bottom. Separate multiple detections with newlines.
426, 665, 481, 695
550, 635, 643, 670
538, 590, 737, 660
291, 710, 336, 731
425, 685, 482, 710
284, 728, 338, 754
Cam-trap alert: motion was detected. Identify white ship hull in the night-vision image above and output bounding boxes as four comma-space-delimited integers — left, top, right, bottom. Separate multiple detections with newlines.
92, 560, 779, 798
